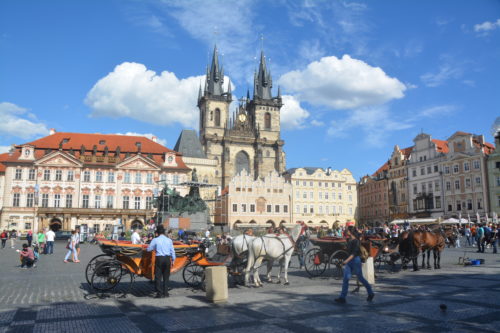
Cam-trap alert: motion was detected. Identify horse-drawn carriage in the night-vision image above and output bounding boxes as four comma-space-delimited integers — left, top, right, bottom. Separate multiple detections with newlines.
85, 239, 246, 293
304, 236, 390, 278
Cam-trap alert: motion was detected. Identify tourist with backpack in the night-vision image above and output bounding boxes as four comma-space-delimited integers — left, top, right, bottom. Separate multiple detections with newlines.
0, 230, 8, 249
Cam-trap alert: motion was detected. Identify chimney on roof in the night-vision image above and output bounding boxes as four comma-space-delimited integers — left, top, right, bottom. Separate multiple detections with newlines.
152, 136, 158, 143
327, 167, 332, 175
49, 128, 56, 135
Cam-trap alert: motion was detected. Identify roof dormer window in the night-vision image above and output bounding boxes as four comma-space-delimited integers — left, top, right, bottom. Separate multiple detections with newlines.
99, 140, 106, 145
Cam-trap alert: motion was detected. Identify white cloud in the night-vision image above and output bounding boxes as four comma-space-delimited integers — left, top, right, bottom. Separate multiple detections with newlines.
420, 64, 463, 87
280, 95, 310, 130
0, 102, 49, 140
85, 62, 231, 128
416, 105, 456, 118
279, 55, 406, 110
114, 132, 167, 147
474, 18, 500, 33
311, 119, 324, 127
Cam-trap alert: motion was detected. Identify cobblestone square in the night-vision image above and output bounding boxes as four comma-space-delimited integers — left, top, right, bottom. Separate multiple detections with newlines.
0, 242, 499, 332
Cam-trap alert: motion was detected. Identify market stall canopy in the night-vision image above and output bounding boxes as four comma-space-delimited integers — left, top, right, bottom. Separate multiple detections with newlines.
390, 218, 438, 225
440, 218, 469, 224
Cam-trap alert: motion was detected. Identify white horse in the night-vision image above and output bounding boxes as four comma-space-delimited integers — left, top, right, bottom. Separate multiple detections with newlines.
245, 224, 305, 286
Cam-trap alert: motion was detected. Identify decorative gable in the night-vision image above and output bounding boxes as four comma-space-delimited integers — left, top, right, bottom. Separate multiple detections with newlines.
18, 145, 36, 161
35, 151, 82, 167
118, 155, 160, 170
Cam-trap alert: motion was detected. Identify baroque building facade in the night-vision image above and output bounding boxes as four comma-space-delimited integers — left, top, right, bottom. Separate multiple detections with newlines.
214, 171, 291, 230
198, 46, 286, 188
284, 167, 357, 227
387, 145, 412, 220
441, 131, 493, 218
0, 132, 190, 234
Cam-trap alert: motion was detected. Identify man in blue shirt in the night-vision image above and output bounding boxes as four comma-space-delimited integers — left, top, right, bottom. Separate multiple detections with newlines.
147, 225, 176, 298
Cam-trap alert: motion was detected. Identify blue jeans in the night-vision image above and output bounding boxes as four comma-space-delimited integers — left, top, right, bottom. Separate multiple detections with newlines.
64, 245, 78, 261
340, 256, 373, 299
46, 241, 54, 254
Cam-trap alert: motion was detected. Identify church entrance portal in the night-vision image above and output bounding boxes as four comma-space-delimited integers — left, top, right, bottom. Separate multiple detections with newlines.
49, 218, 62, 232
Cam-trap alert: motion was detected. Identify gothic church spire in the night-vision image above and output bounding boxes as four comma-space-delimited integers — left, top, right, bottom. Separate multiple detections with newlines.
253, 50, 273, 100
205, 45, 224, 97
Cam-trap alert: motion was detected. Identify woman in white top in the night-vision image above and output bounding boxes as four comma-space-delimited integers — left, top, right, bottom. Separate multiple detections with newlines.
64, 230, 80, 263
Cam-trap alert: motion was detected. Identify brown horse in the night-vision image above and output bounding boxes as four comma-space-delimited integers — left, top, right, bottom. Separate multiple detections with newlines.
399, 230, 445, 270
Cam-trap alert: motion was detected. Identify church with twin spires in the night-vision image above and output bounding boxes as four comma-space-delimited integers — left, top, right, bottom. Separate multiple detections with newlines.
184, 45, 286, 188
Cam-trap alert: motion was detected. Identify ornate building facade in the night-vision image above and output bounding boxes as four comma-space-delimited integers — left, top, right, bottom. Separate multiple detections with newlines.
388, 145, 412, 220
198, 46, 286, 188
0, 132, 190, 233
214, 171, 291, 230
487, 132, 500, 216
285, 167, 357, 227
442, 131, 493, 218
357, 163, 389, 226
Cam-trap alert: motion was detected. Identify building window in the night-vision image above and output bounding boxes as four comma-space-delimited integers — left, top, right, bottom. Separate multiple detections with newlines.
467, 199, 472, 210
453, 165, 459, 173
427, 166, 432, 174
319, 192, 323, 200
67, 170, 74, 181
93, 224, 100, 233
496, 176, 500, 186
240, 204, 246, 213
456, 202, 461, 211
349, 195, 352, 201
215, 108, 221, 127
160, 174, 166, 182
446, 182, 451, 191
444, 166, 450, 174
54, 194, 61, 208
475, 177, 481, 184
135, 173, 142, 184
95, 195, 101, 209
319, 205, 323, 214
250, 204, 255, 213
435, 181, 440, 191
454, 180, 460, 190
420, 168, 425, 176
309, 192, 313, 199
267, 205, 272, 213
146, 196, 152, 210
338, 193, 342, 200
310, 181, 313, 187
83, 171, 90, 182
15, 169, 22, 180
95, 171, 103, 182
107, 196, 113, 209
42, 194, 49, 208
26, 193, 34, 207
412, 169, 416, 177
465, 178, 471, 188
232, 204, 238, 212
302, 192, 307, 199
303, 206, 307, 213
275, 205, 280, 213
173, 175, 179, 185
464, 162, 470, 171
13, 193, 20, 207
339, 206, 343, 214
124, 172, 131, 183
146, 173, 153, 184
28, 169, 36, 180
134, 197, 141, 210
295, 190, 299, 199
422, 184, 426, 193
473, 160, 480, 169
82, 195, 89, 208
325, 193, 329, 200
264, 112, 271, 129
435, 196, 441, 209
108, 172, 114, 183
310, 205, 314, 213
66, 194, 72, 208
477, 199, 482, 210
54, 170, 62, 181
296, 205, 300, 213
123, 196, 129, 209
284, 205, 288, 213
434, 165, 438, 173
428, 182, 433, 192
43, 170, 50, 181
413, 185, 418, 194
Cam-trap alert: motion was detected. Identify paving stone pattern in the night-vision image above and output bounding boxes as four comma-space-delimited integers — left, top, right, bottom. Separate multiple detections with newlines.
0, 240, 499, 332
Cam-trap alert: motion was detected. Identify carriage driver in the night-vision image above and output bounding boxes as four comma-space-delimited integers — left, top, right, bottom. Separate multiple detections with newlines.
147, 225, 176, 298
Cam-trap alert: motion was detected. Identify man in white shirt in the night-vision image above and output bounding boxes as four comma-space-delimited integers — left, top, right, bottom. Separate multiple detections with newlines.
205, 229, 210, 239
131, 229, 142, 245
45, 229, 55, 254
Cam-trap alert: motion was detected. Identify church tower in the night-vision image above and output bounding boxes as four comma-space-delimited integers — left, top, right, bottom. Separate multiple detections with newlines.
198, 45, 232, 184
248, 51, 285, 177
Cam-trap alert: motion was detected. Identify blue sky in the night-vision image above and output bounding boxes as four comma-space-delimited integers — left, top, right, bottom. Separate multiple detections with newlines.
1, 0, 499, 179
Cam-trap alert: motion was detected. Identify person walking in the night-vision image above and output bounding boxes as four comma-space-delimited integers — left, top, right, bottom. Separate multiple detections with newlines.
64, 230, 79, 263
476, 224, 485, 253
465, 226, 472, 247
26, 230, 33, 247
73, 227, 81, 261
131, 228, 142, 245
45, 228, 55, 254
147, 225, 176, 298
490, 225, 498, 254
9, 230, 17, 249
0, 230, 8, 249
335, 226, 374, 304
37, 230, 46, 254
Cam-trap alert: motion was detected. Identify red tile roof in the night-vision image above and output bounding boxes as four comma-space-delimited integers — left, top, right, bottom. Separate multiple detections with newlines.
6, 132, 189, 170
371, 161, 389, 177
432, 139, 449, 153
401, 146, 413, 158
0, 153, 8, 173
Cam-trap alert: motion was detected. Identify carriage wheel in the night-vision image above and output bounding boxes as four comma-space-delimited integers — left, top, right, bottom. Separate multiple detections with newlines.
91, 259, 127, 292
329, 250, 348, 280
304, 248, 327, 277
85, 254, 114, 285
182, 262, 205, 288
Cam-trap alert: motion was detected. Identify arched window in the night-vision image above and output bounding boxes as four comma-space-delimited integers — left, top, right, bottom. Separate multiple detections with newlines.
264, 112, 271, 129
235, 151, 250, 176
215, 108, 221, 127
